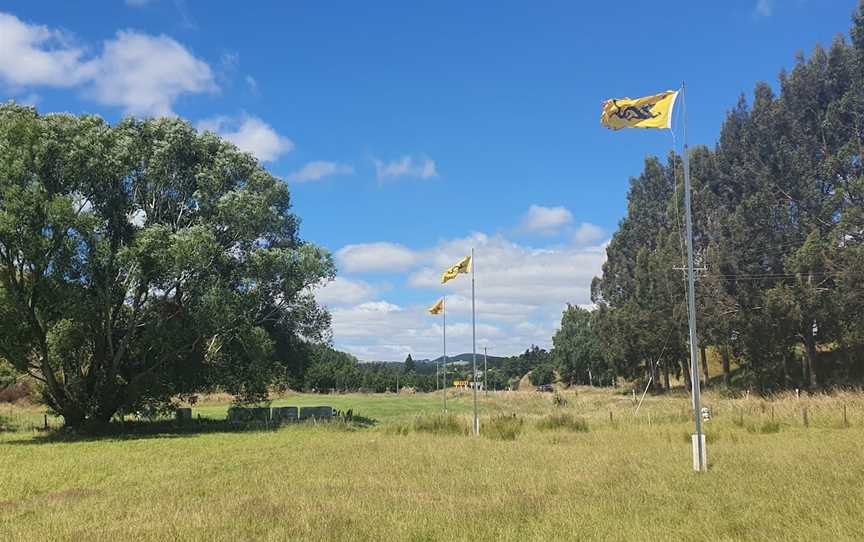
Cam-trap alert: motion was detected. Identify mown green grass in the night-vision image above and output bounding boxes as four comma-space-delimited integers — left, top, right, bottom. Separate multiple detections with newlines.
1, 388, 863, 541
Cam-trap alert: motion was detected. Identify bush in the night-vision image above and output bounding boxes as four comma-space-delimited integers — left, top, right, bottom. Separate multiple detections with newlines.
484, 414, 523, 441
552, 392, 568, 407
413, 414, 467, 436
536, 413, 589, 432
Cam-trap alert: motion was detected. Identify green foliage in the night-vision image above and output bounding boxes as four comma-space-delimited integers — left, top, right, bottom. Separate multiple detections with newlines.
553, 304, 608, 386
403, 354, 415, 374
588, 10, 864, 392
0, 358, 16, 389
529, 364, 555, 386
0, 105, 334, 429
413, 413, 467, 436
503, 345, 551, 381
536, 413, 589, 432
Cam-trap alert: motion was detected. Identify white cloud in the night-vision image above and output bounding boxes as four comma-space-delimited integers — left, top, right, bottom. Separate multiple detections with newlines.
125, 0, 152, 6
407, 233, 605, 306
373, 155, 437, 181
520, 205, 573, 235
197, 114, 293, 162
0, 12, 216, 117
89, 31, 215, 116
314, 277, 381, 306
287, 161, 354, 183
336, 242, 418, 273
0, 13, 96, 88
755, 0, 773, 17
327, 232, 608, 360
573, 222, 606, 246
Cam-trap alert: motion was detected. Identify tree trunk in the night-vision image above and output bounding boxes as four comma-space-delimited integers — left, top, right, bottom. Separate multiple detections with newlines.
682, 358, 692, 392
663, 359, 671, 391
700, 344, 710, 388
802, 334, 819, 389
721, 345, 731, 386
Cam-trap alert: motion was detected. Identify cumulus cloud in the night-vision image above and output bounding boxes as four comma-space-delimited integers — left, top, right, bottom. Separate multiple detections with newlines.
520, 205, 573, 235
336, 242, 418, 273
328, 231, 607, 360
314, 277, 381, 306
572, 222, 606, 246
373, 155, 437, 181
407, 233, 604, 306
0, 13, 96, 88
89, 31, 216, 116
197, 114, 293, 162
287, 161, 354, 183
0, 12, 216, 117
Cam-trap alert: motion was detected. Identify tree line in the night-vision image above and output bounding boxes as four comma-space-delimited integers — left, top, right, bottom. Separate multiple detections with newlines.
551, 5, 864, 393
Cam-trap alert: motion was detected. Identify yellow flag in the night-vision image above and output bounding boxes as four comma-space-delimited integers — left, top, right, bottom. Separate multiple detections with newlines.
441, 255, 471, 284
600, 90, 678, 130
428, 298, 444, 315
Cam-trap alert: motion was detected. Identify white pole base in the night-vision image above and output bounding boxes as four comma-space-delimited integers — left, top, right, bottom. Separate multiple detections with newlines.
692, 433, 707, 472
473, 417, 480, 436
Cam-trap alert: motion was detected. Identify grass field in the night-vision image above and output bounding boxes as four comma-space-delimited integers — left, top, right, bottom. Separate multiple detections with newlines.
2, 388, 864, 541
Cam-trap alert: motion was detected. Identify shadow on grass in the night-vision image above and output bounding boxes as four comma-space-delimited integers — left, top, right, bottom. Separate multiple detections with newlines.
3, 414, 378, 446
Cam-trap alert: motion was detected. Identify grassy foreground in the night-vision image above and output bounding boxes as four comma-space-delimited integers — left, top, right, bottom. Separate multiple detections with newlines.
1, 388, 863, 541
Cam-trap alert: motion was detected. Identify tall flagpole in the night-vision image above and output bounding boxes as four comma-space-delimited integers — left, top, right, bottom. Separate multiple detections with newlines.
471, 248, 479, 435
682, 81, 706, 472
442, 296, 447, 412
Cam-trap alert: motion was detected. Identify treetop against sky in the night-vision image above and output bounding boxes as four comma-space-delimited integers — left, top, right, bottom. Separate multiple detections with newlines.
0, 0, 856, 360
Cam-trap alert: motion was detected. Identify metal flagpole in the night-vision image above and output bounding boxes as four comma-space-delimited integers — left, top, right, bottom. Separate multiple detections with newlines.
443, 296, 447, 412
682, 81, 706, 472
471, 248, 479, 435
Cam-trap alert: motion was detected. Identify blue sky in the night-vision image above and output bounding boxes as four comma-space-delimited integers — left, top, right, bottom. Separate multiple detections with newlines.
0, 0, 856, 360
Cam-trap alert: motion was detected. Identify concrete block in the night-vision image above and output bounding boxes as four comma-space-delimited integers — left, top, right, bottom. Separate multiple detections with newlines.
299, 406, 333, 420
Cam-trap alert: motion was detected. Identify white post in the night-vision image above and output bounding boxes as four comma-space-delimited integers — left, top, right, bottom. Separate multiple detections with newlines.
682, 81, 706, 472
471, 248, 479, 435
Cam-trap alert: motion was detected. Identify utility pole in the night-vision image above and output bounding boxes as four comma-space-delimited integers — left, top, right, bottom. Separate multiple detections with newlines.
682, 81, 706, 472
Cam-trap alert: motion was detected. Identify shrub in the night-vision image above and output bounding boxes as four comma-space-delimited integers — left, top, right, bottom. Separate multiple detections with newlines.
413, 414, 467, 436
759, 420, 781, 434
552, 392, 568, 407
536, 413, 589, 432
484, 414, 523, 441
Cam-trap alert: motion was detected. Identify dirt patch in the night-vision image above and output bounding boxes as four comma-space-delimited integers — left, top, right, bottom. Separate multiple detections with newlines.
44, 488, 100, 503
0, 488, 100, 511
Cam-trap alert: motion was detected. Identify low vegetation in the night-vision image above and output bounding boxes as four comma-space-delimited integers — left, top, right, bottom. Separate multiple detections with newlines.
2, 387, 863, 541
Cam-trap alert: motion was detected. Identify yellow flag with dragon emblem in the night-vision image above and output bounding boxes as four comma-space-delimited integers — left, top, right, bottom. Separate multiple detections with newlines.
441, 255, 471, 284
600, 90, 678, 130
428, 298, 444, 315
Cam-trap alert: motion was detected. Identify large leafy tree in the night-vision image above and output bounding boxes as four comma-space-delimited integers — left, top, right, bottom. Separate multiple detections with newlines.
552, 304, 608, 386
0, 104, 334, 429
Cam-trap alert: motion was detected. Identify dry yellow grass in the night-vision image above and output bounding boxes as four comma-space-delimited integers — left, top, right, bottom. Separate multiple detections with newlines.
1, 388, 863, 541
